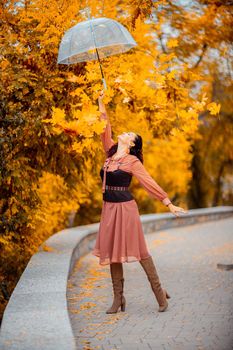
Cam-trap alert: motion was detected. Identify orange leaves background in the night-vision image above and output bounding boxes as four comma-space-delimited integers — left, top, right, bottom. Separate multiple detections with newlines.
1, 0, 232, 321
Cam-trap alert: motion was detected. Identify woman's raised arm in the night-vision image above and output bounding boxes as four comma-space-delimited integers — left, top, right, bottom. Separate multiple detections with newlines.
98, 91, 115, 155
130, 157, 172, 206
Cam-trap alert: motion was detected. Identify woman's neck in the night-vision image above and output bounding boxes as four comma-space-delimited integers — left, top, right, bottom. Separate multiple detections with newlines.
112, 143, 129, 159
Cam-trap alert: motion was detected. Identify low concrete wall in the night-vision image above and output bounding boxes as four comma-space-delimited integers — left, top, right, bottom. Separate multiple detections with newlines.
0, 206, 232, 350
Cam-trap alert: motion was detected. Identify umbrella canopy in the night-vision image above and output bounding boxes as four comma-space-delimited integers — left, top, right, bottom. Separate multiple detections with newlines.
57, 17, 137, 65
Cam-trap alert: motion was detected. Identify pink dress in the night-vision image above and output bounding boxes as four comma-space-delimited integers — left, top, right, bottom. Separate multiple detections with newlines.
91, 112, 171, 265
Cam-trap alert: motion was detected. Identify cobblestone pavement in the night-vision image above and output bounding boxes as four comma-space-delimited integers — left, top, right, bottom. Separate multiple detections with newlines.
67, 217, 233, 350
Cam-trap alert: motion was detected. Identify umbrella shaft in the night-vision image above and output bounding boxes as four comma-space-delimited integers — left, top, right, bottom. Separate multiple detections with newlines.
87, 12, 107, 89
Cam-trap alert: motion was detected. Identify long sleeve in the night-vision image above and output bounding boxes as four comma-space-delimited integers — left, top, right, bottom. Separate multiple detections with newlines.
100, 111, 115, 155
131, 158, 172, 206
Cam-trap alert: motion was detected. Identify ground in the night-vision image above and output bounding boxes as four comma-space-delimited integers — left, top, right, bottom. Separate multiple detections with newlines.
67, 217, 233, 350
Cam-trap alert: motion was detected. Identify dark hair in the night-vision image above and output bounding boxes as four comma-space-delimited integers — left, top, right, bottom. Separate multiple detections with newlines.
107, 134, 143, 163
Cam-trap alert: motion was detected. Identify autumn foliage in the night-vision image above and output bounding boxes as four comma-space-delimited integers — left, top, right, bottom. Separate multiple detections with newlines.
0, 0, 232, 320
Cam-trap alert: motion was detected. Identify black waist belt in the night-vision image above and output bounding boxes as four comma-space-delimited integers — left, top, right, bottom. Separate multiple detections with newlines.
105, 185, 129, 191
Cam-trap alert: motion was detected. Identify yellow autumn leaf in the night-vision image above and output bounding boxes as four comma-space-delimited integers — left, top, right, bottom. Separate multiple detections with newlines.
155, 89, 167, 105
72, 141, 84, 154
207, 102, 221, 115
43, 107, 66, 126
179, 109, 189, 119
67, 74, 86, 84
83, 138, 93, 149
155, 74, 166, 85
167, 69, 177, 80
167, 38, 179, 48
42, 244, 55, 252
92, 120, 106, 134
159, 52, 177, 63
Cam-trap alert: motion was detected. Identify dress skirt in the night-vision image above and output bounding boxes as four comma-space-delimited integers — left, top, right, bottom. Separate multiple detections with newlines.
91, 199, 152, 265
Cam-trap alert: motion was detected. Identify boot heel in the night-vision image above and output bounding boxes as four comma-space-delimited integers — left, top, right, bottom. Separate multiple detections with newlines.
121, 296, 126, 311
158, 300, 168, 312
165, 290, 171, 299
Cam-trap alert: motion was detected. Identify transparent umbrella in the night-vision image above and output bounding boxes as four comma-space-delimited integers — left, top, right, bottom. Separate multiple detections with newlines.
57, 8, 137, 89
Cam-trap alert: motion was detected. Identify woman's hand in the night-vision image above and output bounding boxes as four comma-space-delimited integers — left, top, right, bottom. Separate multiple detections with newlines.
98, 89, 106, 113
167, 203, 188, 217
98, 89, 105, 101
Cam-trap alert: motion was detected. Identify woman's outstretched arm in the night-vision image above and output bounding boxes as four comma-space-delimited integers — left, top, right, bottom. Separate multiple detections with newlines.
98, 91, 115, 155
130, 157, 172, 206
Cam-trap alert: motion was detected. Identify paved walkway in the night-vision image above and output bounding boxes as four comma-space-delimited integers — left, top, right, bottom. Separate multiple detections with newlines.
67, 217, 233, 350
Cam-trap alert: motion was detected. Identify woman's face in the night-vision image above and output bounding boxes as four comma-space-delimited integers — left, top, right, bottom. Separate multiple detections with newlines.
117, 132, 137, 147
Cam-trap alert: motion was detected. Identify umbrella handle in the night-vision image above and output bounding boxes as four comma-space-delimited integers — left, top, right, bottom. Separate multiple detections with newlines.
102, 77, 107, 90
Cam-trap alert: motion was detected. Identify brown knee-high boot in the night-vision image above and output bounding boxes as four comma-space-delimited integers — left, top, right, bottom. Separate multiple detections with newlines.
106, 262, 126, 314
139, 256, 171, 312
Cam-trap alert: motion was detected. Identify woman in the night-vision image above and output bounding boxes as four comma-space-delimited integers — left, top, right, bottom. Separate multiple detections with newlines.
91, 90, 187, 314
